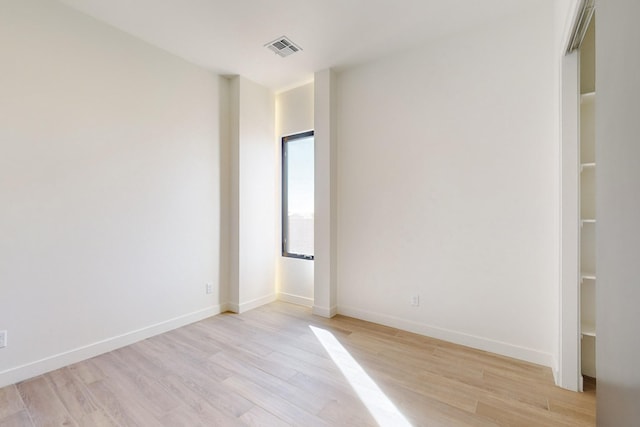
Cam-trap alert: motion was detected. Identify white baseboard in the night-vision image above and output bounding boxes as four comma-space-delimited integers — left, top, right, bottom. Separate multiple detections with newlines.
227, 294, 276, 314
0, 304, 224, 389
313, 304, 337, 318
551, 356, 560, 387
219, 302, 233, 313
278, 292, 314, 308
337, 305, 554, 368
226, 302, 240, 313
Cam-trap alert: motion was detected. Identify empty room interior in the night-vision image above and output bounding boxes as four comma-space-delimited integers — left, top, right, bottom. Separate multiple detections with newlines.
1, 0, 639, 426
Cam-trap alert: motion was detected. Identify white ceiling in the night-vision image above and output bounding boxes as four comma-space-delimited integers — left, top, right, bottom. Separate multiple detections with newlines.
58, 0, 536, 91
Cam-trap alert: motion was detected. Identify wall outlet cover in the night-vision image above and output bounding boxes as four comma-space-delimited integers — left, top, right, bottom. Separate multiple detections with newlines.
0, 330, 6, 348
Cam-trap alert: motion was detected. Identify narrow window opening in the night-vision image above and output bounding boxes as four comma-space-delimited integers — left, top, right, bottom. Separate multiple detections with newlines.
282, 131, 314, 260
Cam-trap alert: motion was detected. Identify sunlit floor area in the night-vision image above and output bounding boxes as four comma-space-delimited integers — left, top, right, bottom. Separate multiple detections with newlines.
0, 301, 595, 426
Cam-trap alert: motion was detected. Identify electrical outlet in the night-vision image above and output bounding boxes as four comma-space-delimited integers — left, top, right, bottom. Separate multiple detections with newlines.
206, 283, 213, 295
0, 330, 7, 348
410, 295, 420, 307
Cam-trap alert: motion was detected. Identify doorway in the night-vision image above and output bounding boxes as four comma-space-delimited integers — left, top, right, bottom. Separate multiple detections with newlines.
559, 0, 595, 393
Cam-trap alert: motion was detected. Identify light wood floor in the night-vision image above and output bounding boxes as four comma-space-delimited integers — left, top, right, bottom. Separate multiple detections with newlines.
0, 302, 595, 426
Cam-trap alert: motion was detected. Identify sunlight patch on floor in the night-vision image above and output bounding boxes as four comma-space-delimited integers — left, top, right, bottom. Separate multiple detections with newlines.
309, 325, 413, 427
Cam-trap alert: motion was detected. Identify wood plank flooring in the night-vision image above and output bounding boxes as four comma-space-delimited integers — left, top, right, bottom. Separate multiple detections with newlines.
0, 302, 595, 426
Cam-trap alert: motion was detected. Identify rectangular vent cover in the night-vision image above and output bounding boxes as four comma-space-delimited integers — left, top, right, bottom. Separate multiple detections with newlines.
265, 36, 302, 58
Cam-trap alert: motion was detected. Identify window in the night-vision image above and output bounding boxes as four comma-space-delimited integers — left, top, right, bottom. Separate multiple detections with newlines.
282, 131, 314, 259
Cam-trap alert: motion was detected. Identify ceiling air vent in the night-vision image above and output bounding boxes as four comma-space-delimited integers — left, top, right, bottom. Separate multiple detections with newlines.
265, 36, 302, 58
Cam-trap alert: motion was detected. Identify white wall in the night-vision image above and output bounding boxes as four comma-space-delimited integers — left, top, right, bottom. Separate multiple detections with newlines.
0, 0, 226, 386
228, 77, 277, 312
275, 83, 314, 306
335, 4, 560, 366
596, 0, 640, 423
